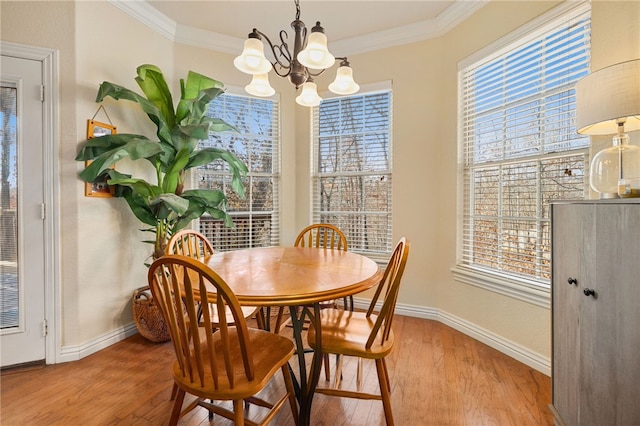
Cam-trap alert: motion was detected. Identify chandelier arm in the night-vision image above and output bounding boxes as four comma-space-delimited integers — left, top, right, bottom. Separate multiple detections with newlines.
253, 28, 294, 72
272, 62, 293, 78
277, 30, 293, 64
307, 69, 326, 78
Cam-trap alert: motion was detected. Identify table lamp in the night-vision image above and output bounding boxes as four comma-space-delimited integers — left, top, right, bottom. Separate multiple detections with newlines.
575, 59, 640, 198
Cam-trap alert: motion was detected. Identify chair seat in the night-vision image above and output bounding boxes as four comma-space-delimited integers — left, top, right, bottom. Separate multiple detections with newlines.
173, 327, 295, 401
307, 309, 394, 359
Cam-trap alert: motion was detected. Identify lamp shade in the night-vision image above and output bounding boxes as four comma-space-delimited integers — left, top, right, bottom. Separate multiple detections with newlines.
234, 38, 273, 75
245, 74, 275, 97
297, 26, 335, 70
575, 59, 640, 135
295, 80, 322, 107
328, 64, 360, 95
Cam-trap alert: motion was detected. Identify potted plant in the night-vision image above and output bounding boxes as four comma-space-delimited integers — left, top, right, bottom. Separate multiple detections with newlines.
75, 64, 248, 341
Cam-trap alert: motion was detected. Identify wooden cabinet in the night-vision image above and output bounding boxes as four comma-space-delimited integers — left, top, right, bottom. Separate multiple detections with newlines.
551, 200, 640, 426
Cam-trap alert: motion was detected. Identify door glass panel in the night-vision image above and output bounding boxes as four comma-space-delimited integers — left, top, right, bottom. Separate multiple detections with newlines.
0, 85, 18, 329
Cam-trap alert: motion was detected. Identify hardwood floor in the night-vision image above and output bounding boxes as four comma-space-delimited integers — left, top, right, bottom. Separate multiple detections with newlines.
1, 316, 553, 425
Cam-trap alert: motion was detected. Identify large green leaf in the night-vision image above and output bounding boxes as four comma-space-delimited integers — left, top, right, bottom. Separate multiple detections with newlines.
77, 137, 163, 182
75, 134, 144, 161
186, 148, 248, 198
150, 193, 190, 219
177, 84, 225, 125
135, 65, 175, 130
96, 82, 173, 145
162, 148, 191, 193
108, 177, 160, 199
121, 188, 157, 227
181, 188, 227, 205
203, 117, 240, 134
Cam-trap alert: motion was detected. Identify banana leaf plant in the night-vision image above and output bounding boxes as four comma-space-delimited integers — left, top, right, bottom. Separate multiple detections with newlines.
75, 64, 248, 262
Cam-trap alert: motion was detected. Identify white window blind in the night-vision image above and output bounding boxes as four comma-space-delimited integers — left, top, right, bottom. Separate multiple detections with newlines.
197, 92, 280, 251
459, 4, 591, 286
312, 84, 393, 260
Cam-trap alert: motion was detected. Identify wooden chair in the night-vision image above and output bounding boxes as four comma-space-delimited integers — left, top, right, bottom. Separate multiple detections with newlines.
166, 229, 265, 330
148, 255, 299, 426
165, 229, 265, 402
273, 224, 349, 381
307, 237, 410, 426
165, 229, 215, 259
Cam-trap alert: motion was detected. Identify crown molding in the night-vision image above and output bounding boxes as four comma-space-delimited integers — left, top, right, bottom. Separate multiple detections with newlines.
108, 0, 176, 41
175, 24, 242, 55
108, 0, 488, 57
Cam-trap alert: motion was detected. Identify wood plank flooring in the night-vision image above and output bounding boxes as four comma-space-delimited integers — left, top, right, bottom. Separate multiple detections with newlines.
0, 316, 553, 425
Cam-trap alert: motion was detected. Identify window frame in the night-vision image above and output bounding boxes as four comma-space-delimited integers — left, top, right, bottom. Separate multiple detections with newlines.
194, 86, 281, 251
312, 81, 394, 263
452, 2, 591, 307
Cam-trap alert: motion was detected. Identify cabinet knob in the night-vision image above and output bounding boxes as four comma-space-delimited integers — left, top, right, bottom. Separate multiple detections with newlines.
583, 288, 596, 297
567, 277, 578, 286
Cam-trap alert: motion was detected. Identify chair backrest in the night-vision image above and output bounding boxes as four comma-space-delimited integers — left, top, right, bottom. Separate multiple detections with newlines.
166, 229, 214, 259
148, 255, 256, 388
365, 237, 410, 349
294, 224, 348, 251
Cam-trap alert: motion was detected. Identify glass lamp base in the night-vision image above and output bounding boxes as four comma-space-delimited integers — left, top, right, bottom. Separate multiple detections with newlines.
589, 134, 640, 199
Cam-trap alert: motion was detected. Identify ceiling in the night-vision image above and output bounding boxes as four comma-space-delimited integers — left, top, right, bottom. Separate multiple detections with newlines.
148, 1, 456, 41
135, 0, 487, 55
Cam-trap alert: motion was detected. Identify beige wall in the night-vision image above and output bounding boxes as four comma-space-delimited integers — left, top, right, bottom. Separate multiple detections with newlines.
2, 1, 638, 367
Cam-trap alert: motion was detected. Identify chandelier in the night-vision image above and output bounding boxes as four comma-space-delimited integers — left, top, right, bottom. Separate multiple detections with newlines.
233, 0, 360, 107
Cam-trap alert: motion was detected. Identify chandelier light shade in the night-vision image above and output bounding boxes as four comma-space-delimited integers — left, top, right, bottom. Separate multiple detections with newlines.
233, 0, 359, 106
296, 79, 322, 107
575, 59, 640, 198
245, 74, 276, 97
328, 59, 360, 95
297, 23, 335, 70
233, 38, 273, 75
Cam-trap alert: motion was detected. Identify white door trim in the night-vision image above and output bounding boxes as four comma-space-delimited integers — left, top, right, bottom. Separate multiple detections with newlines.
1, 41, 60, 365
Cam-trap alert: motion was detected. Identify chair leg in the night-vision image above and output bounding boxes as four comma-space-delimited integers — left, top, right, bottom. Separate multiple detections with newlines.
273, 306, 286, 334
170, 382, 178, 401
233, 399, 244, 424
323, 353, 331, 381
333, 354, 344, 389
356, 357, 363, 391
169, 388, 186, 426
255, 307, 265, 330
375, 358, 394, 426
381, 358, 391, 392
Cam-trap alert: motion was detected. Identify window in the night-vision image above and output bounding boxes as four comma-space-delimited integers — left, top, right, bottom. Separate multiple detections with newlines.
312, 82, 393, 261
455, 3, 591, 299
197, 92, 280, 251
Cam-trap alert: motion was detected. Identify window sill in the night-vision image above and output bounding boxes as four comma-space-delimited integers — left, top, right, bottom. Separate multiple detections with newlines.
451, 266, 550, 309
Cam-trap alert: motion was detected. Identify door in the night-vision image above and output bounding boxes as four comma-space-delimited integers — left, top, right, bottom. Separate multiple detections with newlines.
582, 203, 640, 425
0, 54, 47, 367
551, 203, 594, 425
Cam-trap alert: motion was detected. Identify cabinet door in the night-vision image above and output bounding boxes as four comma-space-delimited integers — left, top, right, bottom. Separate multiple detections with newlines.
552, 203, 595, 425
581, 204, 640, 425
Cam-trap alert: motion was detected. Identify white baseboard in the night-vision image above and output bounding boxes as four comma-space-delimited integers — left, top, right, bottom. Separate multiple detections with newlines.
58, 300, 550, 376
352, 297, 551, 376
57, 323, 138, 364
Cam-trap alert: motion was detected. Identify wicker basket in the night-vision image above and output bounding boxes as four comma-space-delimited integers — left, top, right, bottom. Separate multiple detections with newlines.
132, 286, 170, 343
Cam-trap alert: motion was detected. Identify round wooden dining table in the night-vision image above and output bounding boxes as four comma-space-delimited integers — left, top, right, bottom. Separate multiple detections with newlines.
203, 246, 382, 426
